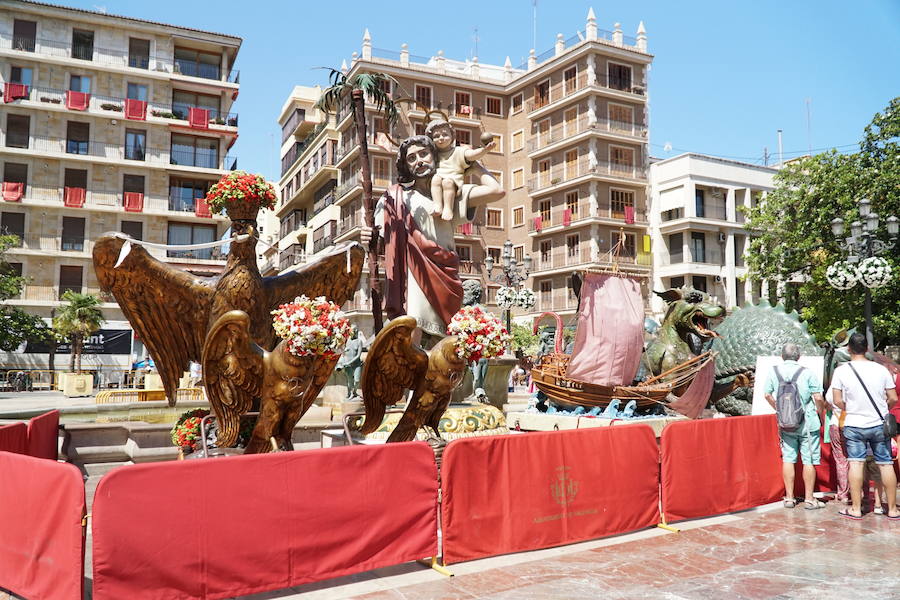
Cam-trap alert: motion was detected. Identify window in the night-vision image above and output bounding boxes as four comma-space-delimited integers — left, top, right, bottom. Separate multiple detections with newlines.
12, 20, 36, 52
69, 74, 91, 93
454, 91, 472, 117
3, 163, 27, 194
61, 217, 86, 251
611, 189, 635, 218
127, 83, 148, 102
539, 240, 552, 262
511, 130, 524, 152
66, 122, 89, 155
540, 280, 552, 309
121, 220, 143, 240
72, 29, 94, 61
610, 146, 635, 167
64, 168, 87, 189
512, 168, 524, 189
695, 189, 705, 218
170, 134, 218, 168
485, 96, 502, 116
372, 157, 390, 185
0, 212, 25, 245
174, 47, 222, 80
414, 85, 432, 109
690, 232, 706, 263
123, 174, 145, 193
169, 178, 211, 212
512, 93, 523, 114
564, 66, 578, 94
538, 159, 550, 186
566, 234, 580, 258
565, 191, 579, 216
514, 245, 524, 263
608, 62, 631, 91
125, 129, 146, 161
734, 234, 745, 267
512, 206, 524, 226
608, 103, 633, 125
534, 80, 550, 109
377, 78, 391, 96
59, 266, 84, 297
539, 199, 551, 222
414, 122, 426, 136
167, 222, 216, 259
669, 276, 685, 289
172, 90, 220, 120
486, 208, 502, 228
128, 38, 150, 69
456, 244, 472, 262
10, 66, 33, 86
5, 115, 30, 148
455, 128, 471, 146
564, 108, 578, 134
620, 232, 636, 257
667, 233, 683, 263
692, 275, 707, 293
487, 247, 502, 264
537, 118, 550, 143
565, 149, 578, 177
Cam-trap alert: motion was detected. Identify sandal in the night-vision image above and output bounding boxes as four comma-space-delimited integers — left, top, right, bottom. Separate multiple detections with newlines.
783, 498, 797, 508
804, 499, 826, 510
886, 513, 900, 520
838, 508, 863, 520
873, 506, 885, 515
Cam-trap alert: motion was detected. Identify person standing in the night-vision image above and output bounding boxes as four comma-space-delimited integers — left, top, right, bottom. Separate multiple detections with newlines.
764, 343, 826, 509
830, 332, 899, 520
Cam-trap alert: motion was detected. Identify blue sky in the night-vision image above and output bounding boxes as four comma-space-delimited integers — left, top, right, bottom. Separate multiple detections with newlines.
66, 1, 899, 181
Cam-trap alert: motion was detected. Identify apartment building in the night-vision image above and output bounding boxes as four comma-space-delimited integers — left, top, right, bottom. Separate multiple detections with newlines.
649, 153, 776, 319
0, 0, 240, 369
275, 9, 653, 335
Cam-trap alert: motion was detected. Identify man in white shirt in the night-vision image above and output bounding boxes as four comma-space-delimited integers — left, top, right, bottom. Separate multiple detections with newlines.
830, 332, 898, 520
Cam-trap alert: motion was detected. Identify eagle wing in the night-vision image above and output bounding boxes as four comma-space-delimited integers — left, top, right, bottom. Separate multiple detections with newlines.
360, 316, 428, 435
263, 242, 365, 347
202, 310, 264, 447
93, 234, 213, 405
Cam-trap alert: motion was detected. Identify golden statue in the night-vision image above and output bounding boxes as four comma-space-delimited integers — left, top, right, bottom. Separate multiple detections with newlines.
359, 316, 468, 443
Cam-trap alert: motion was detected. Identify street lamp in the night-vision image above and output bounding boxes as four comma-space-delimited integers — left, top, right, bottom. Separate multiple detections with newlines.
829, 203, 899, 349
484, 240, 532, 334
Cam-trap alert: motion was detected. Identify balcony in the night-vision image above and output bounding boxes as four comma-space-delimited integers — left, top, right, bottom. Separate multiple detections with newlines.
533, 247, 593, 273
527, 204, 591, 232
0, 33, 239, 83
278, 244, 307, 271
339, 212, 363, 236
280, 123, 328, 177
528, 159, 646, 193
335, 174, 361, 201
166, 247, 225, 261
14, 135, 235, 170
527, 116, 646, 154
9, 233, 92, 253
527, 74, 588, 113
660, 248, 725, 267
454, 222, 484, 237
312, 192, 336, 215
312, 236, 335, 254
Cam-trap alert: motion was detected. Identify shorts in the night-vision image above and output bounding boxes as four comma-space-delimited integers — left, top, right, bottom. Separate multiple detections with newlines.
843, 425, 893, 465
780, 428, 821, 465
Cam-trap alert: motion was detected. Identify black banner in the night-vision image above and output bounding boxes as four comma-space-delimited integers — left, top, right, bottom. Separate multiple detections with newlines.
25, 329, 133, 355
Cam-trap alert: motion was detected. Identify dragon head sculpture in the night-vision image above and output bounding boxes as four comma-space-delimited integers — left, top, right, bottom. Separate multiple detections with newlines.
644, 286, 725, 376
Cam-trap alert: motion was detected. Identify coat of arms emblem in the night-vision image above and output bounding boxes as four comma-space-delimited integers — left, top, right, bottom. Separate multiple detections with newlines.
550, 466, 579, 507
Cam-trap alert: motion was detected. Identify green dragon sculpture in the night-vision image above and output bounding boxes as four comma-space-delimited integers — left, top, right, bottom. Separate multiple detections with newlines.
644, 287, 724, 375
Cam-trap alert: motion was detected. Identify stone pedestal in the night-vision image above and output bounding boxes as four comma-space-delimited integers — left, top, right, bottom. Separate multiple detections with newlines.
61, 372, 93, 397
483, 355, 518, 409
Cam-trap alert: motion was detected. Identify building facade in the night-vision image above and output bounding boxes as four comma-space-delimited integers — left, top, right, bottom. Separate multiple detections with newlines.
274, 9, 653, 336
648, 153, 776, 319
0, 0, 240, 370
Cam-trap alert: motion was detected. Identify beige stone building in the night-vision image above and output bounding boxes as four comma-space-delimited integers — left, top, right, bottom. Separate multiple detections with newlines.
275, 9, 652, 336
0, 0, 240, 370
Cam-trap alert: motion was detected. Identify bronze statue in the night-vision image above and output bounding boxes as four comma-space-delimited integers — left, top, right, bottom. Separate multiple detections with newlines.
201, 310, 340, 453
359, 316, 467, 443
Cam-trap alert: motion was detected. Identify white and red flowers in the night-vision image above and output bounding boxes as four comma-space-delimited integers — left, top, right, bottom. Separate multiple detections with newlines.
204, 170, 276, 215
447, 305, 511, 363
271, 295, 353, 358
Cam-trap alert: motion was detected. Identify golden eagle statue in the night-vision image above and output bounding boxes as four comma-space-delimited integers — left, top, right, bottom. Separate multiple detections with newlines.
360, 316, 468, 443
93, 222, 364, 449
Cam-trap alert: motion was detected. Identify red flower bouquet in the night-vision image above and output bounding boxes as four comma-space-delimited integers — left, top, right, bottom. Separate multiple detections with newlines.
446, 305, 511, 363
271, 295, 353, 358
203, 170, 276, 220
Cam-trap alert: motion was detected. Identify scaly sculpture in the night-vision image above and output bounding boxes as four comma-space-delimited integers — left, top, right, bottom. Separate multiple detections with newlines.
359, 316, 467, 443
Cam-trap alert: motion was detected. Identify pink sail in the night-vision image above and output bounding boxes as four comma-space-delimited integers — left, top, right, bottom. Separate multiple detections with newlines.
667, 359, 715, 419
564, 273, 644, 386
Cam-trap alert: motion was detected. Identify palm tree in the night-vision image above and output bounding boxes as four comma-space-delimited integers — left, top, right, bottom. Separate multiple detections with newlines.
53, 291, 104, 373
315, 68, 398, 334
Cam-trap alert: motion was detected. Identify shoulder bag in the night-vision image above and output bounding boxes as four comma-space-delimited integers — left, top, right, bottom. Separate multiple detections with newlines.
847, 363, 898, 438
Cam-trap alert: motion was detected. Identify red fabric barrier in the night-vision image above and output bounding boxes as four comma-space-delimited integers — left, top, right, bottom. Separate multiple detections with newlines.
441, 426, 660, 565
26, 409, 59, 460
124, 98, 147, 120
92, 442, 438, 600
661, 415, 783, 522
65, 90, 90, 110
0, 423, 26, 453
0, 452, 85, 600
189, 107, 210, 129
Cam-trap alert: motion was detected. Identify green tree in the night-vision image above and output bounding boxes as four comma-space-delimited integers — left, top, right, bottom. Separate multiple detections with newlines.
53, 290, 105, 372
510, 323, 539, 356
0, 235, 50, 351
744, 97, 900, 346
315, 68, 398, 334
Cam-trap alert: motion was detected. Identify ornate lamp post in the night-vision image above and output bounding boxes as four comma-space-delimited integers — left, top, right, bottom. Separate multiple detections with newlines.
484, 240, 532, 334
829, 198, 898, 349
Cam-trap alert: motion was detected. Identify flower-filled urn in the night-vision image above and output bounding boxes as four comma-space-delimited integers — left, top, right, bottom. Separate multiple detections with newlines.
204, 170, 276, 222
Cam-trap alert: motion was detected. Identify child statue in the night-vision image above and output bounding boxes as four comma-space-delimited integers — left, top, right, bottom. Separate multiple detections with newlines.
426, 118, 496, 221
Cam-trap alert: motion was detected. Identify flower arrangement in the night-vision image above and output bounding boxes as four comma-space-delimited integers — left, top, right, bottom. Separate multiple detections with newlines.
170, 408, 210, 451
856, 256, 893, 289
447, 305, 512, 363
516, 287, 536, 309
826, 261, 858, 290
496, 286, 517, 309
271, 295, 353, 358
203, 170, 276, 218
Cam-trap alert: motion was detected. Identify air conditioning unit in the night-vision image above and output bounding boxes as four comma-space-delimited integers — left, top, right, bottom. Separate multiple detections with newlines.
717, 232, 726, 243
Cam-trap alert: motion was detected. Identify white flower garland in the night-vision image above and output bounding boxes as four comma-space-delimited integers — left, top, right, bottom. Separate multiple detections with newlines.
496, 286, 517, 309
826, 261, 858, 290
856, 256, 893, 289
516, 287, 536, 309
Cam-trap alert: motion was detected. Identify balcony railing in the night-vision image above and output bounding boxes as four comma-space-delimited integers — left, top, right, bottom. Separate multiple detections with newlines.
312, 192, 336, 215
695, 205, 728, 220
166, 247, 225, 261
527, 116, 646, 153
7, 182, 225, 215
528, 158, 646, 192
335, 174, 361, 200
525, 73, 645, 113
278, 244, 307, 271
14, 135, 236, 170
660, 248, 725, 266
11, 233, 92, 253
533, 247, 593, 272
527, 204, 592, 231
312, 236, 335, 254
0, 33, 239, 83
339, 211, 363, 236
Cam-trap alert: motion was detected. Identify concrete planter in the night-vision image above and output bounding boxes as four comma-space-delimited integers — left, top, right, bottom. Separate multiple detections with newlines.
60, 372, 93, 397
